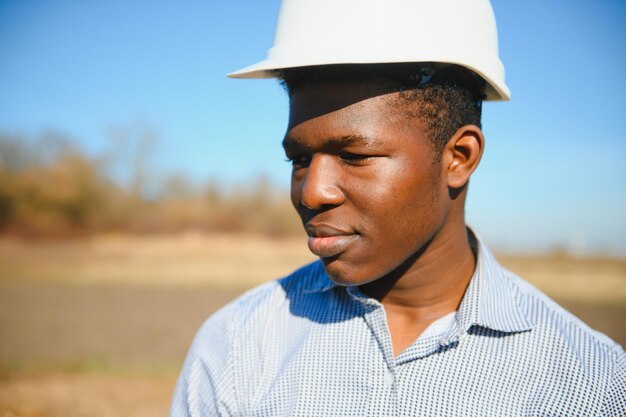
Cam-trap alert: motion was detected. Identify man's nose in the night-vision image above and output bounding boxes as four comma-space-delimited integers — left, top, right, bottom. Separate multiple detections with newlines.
299, 155, 344, 210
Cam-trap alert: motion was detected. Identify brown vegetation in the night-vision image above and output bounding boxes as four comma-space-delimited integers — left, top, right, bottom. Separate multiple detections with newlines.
0, 133, 302, 237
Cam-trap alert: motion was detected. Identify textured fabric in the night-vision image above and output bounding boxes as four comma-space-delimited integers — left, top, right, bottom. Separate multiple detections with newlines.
170, 236, 625, 416
417, 310, 455, 340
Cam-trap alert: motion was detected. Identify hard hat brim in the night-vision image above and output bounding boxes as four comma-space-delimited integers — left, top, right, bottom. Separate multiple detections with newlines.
228, 58, 510, 101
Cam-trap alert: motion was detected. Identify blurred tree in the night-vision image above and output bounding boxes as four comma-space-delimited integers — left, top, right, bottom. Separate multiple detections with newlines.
0, 132, 302, 237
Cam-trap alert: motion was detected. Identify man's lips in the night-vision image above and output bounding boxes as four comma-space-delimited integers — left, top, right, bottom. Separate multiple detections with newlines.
305, 224, 358, 258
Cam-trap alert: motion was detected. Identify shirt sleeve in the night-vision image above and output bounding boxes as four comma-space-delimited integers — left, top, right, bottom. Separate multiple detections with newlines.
599, 346, 625, 417
169, 302, 237, 417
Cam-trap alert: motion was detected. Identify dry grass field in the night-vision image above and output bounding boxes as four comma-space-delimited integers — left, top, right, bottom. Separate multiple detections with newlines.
0, 233, 624, 417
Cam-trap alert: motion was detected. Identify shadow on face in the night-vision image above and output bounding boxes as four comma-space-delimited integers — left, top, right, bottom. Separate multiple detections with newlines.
287, 79, 407, 129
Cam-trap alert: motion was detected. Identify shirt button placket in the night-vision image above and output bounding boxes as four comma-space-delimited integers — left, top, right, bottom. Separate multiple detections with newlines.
384, 369, 395, 388
363, 305, 398, 417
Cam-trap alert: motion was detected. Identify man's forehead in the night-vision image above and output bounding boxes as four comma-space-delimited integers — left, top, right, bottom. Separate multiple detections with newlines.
288, 79, 407, 128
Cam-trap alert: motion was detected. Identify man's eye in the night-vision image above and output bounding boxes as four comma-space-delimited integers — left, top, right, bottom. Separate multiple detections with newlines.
339, 152, 367, 160
285, 155, 311, 168
339, 152, 370, 165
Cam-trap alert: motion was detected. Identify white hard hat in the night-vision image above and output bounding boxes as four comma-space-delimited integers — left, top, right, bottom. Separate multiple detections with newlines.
229, 0, 510, 101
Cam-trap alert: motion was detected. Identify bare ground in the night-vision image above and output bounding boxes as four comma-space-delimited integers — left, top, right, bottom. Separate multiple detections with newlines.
0, 234, 624, 417
0, 373, 176, 417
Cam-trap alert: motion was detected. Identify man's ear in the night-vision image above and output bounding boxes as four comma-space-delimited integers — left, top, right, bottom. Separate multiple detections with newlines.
443, 125, 484, 189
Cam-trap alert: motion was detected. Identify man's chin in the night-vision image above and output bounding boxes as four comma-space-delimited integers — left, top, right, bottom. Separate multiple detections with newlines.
320, 257, 379, 288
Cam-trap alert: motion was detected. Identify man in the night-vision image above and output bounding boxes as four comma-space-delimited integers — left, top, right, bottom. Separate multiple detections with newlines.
170, 1, 624, 415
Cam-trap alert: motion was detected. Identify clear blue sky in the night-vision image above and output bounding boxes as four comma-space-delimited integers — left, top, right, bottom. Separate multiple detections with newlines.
1, 0, 625, 254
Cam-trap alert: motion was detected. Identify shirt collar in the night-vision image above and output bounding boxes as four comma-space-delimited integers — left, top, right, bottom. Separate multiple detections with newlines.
455, 229, 533, 335
303, 229, 533, 335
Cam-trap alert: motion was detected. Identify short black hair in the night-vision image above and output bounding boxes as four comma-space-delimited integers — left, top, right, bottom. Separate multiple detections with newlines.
277, 63, 484, 159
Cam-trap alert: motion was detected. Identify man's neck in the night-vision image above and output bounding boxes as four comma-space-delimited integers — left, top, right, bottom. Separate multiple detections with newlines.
359, 222, 476, 355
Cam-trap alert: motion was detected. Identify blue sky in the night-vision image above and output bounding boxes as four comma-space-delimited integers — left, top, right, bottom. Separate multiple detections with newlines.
0, 0, 625, 254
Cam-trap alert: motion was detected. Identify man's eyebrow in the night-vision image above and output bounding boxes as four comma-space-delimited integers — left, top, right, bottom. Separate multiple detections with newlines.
282, 137, 301, 151
282, 134, 382, 151
324, 135, 382, 149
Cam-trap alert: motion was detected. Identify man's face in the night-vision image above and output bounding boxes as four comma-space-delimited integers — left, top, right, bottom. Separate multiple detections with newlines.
284, 80, 451, 286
